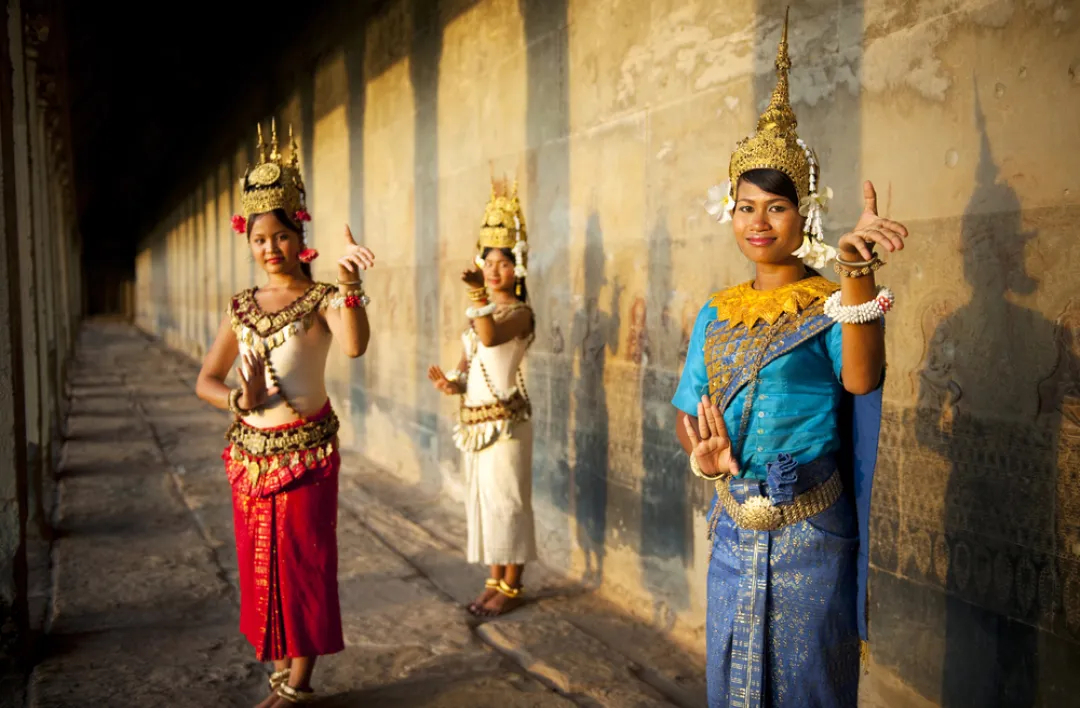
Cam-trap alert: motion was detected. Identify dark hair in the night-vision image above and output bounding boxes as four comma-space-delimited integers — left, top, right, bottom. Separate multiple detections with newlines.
481, 246, 528, 302
738, 168, 800, 207
247, 208, 312, 279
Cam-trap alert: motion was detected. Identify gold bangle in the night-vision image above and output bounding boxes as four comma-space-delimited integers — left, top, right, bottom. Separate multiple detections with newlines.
228, 388, 245, 417
833, 258, 883, 278
834, 253, 877, 267
336, 279, 362, 286
467, 286, 488, 301
689, 454, 726, 481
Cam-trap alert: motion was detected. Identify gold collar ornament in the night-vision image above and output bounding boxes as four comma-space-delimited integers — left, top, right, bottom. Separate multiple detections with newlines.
231, 119, 311, 233
708, 276, 838, 330
702, 9, 836, 269
475, 179, 529, 296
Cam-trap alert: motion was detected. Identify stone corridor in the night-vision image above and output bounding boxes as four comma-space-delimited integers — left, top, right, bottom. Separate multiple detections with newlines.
23, 321, 716, 707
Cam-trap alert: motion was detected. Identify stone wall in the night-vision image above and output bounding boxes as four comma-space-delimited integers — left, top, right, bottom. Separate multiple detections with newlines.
133, 1, 1080, 703
0, 0, 82, 678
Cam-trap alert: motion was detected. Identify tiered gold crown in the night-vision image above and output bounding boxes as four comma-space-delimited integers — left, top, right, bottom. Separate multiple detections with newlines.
477, 180, 527, 251
240, 119, 307, 220
728, 9, 814, 200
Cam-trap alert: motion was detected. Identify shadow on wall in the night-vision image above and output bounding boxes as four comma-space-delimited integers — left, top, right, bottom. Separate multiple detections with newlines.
910, 82, 1080, 707
638, 210, 693, 625
570, 211, 620, 588
411, 0, 444, 489
343, 14, 370, 440
520, 0, 573, 538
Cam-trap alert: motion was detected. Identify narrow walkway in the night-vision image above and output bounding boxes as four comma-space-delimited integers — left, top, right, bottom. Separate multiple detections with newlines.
26, 322, 707, 707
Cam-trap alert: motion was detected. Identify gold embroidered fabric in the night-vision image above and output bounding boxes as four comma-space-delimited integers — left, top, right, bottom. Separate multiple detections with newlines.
226, 410, 339, 459
230, 283, 336, 340
708, 276, 837, 330
715, 470, 843, 532
458, 391, 530, 427
224, 409, 340, 497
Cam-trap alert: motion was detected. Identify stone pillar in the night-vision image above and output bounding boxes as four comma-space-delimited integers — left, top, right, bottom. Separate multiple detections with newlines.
0, 0, 30, 673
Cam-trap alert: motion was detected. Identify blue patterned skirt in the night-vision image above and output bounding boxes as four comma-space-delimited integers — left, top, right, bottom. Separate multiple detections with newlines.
706, 457, 860, 708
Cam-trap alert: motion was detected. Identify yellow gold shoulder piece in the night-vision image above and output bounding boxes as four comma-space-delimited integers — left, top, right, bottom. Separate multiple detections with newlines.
709, 276, 837, 329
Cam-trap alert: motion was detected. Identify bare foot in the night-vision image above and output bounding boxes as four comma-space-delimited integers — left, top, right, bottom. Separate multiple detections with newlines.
254, 692, 279, 708
467, 585, 499, 615
267, 684, 315, 706
478, 589, 523, 617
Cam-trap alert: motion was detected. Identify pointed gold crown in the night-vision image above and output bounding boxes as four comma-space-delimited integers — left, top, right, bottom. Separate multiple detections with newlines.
477, 179, 527, 251
240, 119, 307, 219
728, 9, 815, 200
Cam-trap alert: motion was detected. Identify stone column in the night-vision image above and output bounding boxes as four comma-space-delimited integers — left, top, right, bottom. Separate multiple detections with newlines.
0, 0, 30, 673
9, 1, 41, 546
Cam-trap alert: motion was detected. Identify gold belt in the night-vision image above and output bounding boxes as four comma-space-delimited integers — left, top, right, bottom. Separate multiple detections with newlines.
716, 470, 842, 532
458, 391, 530, 426
226, 410, 340, 458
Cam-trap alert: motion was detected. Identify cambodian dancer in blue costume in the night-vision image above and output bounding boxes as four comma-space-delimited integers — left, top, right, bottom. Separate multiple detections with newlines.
671, 11, 910, 707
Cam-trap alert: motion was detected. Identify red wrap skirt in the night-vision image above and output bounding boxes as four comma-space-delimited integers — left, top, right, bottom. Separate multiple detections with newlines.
223, 402, 344, 660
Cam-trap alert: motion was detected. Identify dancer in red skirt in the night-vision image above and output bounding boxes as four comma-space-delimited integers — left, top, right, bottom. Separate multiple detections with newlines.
196, 120, 374, 706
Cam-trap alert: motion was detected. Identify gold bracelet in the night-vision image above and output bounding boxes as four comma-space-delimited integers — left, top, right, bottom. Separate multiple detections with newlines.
228, 388, 246, 417
689, 454, 727, 481
833, 258, 883, 278
336, 279, 362, 286
834, 253, 877, 267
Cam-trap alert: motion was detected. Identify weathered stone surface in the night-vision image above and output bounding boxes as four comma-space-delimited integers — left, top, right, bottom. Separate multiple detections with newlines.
478, 608, 671, 707
29, 322, 709, 706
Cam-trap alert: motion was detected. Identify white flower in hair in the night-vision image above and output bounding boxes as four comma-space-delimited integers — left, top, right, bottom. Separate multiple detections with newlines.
704, 180, 736, 223
514, 264, 527, 278
792, 235, 836, 270
798, 185, 833, 217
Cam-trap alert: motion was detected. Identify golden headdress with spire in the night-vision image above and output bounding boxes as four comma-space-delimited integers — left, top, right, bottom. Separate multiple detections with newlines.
233, 119, 309, 230
475, 179, 529, 281
728, 8, 813, 199
705, 8, 835, 268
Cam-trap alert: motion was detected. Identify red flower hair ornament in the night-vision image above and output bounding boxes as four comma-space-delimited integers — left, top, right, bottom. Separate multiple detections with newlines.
295, 210, 312, 223
231, 214, 247, 234
298, 248, 319, 263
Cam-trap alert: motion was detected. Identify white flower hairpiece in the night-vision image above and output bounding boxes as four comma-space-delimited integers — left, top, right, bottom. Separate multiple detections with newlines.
512, 238, 528, 278
792, 234, 836, 270
704, 180, 736, 224
798, 186, 833, 218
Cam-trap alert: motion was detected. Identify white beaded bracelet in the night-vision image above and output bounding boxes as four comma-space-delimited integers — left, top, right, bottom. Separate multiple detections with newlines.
823, 286, 895, 324
465, 302, 497, 319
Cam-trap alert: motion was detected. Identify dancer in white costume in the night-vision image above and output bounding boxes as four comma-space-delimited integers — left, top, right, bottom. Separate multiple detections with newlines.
428, 180, 537, 617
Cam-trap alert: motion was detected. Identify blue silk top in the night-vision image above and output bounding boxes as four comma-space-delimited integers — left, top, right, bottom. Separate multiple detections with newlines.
671, 277, 844, 480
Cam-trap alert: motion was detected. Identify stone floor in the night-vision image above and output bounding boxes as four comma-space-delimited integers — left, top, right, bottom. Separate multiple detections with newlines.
19, 321, 934, 708
22, 322, 709, 707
